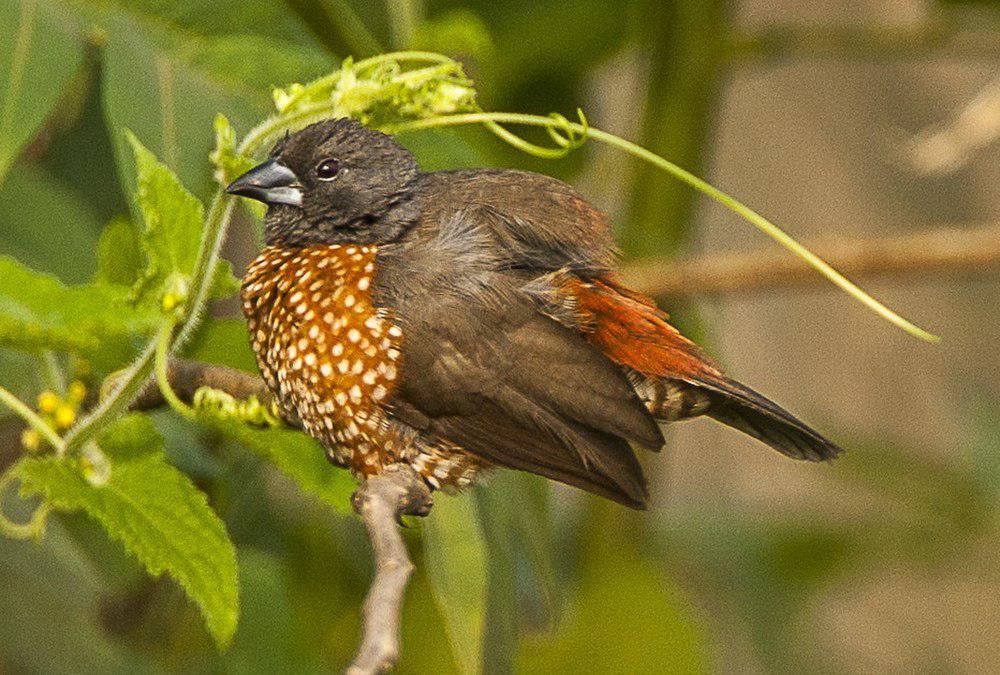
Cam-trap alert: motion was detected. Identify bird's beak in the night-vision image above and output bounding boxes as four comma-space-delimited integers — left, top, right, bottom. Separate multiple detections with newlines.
225, 159, 303, 207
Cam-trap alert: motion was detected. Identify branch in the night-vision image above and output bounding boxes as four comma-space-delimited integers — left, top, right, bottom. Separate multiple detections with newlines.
125, 358, 276, 412
347, 465, 433, 675
620, 223, 1000, 298
729, 15, 1000, 63
906, 75, 1000, 176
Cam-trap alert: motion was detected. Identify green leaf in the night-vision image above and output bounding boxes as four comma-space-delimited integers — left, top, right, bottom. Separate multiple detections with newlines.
0, 162, 103, 283
0, 255, 157, 371
223, 549, 319, 673
518, 538, 711, 674
183, 34, 332, 106
422, 493, 488, 674
94, 216, 143, 286
474, 472, 558, 669
96, 0, 321, 46
210, 419, 356, 513
126, 130, 204, 302
474, 486, 519, 674
16, 414, 240, 649
209, 258, 241, 300
0, 0, 85, 184
185, 318, 257, 372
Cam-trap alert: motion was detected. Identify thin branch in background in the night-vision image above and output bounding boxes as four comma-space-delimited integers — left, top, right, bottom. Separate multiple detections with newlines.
907, 76, 1000, 176
621, 223, 1000, 298
347, 465, 433, 675
730, 13, 1000, 63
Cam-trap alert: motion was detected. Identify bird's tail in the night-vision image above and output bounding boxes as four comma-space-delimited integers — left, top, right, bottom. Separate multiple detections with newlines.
552, 273, 843, 461
634, 373, 841, 461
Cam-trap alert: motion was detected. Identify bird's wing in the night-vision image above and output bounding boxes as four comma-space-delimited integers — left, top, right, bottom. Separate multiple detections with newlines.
379, 230, 663, 508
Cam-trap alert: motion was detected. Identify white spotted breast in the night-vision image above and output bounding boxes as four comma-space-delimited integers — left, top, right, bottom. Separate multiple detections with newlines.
241, 243, 404, 476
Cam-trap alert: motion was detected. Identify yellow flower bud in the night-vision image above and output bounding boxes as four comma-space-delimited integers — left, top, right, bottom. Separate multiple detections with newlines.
21, 429, 40, 452
37, 391, 60, 413
68, 380, 87, 403
54, 404, 76, 430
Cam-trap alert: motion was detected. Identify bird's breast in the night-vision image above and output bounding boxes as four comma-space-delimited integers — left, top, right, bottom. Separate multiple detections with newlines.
240, 244, 403, 473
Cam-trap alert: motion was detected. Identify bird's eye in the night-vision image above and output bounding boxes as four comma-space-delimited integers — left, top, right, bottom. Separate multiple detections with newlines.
315, 158, 340, 181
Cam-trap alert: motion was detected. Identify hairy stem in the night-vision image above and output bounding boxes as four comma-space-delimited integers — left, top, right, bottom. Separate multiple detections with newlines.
154, 320, 195, 419
0, 386, 65, 454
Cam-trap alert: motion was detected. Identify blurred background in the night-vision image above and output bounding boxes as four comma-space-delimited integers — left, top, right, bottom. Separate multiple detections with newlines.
1, 0, 999, 672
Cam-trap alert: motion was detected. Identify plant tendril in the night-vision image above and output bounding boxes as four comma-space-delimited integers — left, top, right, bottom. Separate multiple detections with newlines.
0, 460, 50, 540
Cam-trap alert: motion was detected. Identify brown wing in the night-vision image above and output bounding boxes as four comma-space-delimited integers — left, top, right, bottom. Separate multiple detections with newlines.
386, 275, 663, 509
527, 270, 843, 462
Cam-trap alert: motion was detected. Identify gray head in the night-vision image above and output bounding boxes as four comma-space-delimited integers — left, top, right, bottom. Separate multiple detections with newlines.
226, 118, 421, 246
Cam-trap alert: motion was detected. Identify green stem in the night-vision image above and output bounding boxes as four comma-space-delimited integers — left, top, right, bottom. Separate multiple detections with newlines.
155, 319, 195, 419
385, 0, 422, 49
37, 350, 65, 394
0, 386, 65, 454
0, 460, 50, 540
624, 0, 730, 259
386, 112, 939, 343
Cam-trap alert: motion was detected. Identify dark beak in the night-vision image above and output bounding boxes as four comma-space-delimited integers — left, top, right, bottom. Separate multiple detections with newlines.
225, 159, 302, 206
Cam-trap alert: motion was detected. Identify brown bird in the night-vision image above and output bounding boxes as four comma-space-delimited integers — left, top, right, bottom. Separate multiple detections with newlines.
227, 118, 841, 509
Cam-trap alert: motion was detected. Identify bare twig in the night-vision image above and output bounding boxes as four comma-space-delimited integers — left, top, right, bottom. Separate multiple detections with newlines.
621, 223, 1000, 298
124, 359, 276, 412
348, 465, 433, 675
907, 76, 1000, 176
730, 16, 1000, 63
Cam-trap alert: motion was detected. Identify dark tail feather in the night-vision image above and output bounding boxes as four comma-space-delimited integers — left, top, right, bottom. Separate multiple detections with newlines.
689, 377, 843, 462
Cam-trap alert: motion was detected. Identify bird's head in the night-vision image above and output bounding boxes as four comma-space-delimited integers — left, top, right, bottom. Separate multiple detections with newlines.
226, 118, 420, 247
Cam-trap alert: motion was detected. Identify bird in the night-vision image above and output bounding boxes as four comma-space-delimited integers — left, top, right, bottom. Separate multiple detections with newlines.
226, 117, 842, 509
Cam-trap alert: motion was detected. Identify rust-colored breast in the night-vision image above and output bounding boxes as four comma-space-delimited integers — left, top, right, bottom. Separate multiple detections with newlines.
241, 244, 403, 476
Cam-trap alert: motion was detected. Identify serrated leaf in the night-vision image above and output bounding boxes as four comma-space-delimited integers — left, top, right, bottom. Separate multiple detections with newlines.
0, 0, 85, 185
94, 216, 143, 286
0, 255, 157, 371
16, 414, 240, 649
209, 258, 241, 300
209, 418, 356, 513
423, 493, 488, 674
0, 162, 104, 284
126, 131, 204, 303
209, 113, 254, 187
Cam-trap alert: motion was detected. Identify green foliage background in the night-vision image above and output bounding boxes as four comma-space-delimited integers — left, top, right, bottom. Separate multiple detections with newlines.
1, 0, 998, 673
